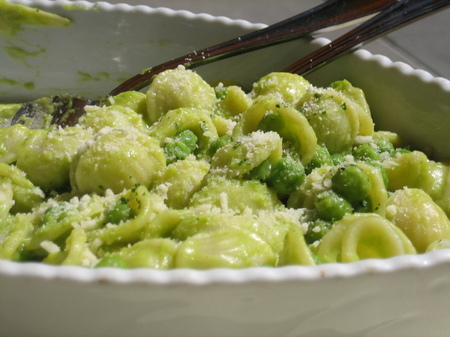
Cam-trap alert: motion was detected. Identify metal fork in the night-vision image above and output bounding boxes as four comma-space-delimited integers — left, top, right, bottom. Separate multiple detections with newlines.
109, 0, 396, 96
283, 0, 450, 75
6, 0, 395, 129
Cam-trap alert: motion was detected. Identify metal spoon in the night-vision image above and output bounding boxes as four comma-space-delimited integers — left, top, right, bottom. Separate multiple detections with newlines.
1, 0, 397, 129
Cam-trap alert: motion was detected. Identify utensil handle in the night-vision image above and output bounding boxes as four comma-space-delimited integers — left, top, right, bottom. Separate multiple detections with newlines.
284, 0, 450, 75
109, 0, 396, 95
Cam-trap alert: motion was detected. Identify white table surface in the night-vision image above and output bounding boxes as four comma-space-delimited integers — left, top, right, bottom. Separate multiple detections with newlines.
101, 0, 450, 80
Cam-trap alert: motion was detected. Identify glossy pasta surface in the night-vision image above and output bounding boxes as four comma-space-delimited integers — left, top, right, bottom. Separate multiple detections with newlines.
1, 67, 449, 269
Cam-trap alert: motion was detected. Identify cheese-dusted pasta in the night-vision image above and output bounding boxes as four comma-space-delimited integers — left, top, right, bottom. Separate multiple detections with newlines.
297, 87, 361, 154
384, 150, 450, 217
385, 188, 450, 253
237, 96, 317, 165
1, 66, 449, 269
249, 72, 310, 106
70, 127, 166, 194
145, 66, 216, 125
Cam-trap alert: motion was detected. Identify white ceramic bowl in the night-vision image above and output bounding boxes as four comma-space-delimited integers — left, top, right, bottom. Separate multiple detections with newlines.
1, 1, 450, 336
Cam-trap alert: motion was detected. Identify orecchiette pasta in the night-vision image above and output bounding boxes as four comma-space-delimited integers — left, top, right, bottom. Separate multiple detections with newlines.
238, 96, 317, 165
385, 188, 450, 253
70, 127, 166, 194
317, 213, 416, 263
0, 67, 449, 269
296, 87, 361, 154
146, 66, 216, 125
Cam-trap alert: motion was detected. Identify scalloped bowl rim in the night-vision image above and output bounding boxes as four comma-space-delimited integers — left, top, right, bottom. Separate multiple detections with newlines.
2, 249, 450, 285
2, 0, 450, 286
12, 0, 269, 30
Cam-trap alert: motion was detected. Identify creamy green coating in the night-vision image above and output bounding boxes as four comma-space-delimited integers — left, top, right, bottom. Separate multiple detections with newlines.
0, 68, 449, 269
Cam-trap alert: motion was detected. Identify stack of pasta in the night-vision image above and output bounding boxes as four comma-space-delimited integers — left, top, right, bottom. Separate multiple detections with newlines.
1, 66, 449, 269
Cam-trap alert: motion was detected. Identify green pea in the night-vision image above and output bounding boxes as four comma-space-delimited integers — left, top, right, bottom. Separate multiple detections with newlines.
267, 156, 305, 195
176, 129, 198, 153
105, 198, 133, 224
207, 135, 232, 157
315, 190, 354, 222
373, 138, 394, 154
354, 198, 371, 213
215, 86, 228, 100
305, 145, 333, 174
245, 158, 272, 181
392, 148, 411, 156
164, 141, 190, 163
42, 202, 68, 225
332, 164, 371, 203
352, 144, 380, 162
164, 129, 198, 163
305, 220, 332, 244
95, 255, 128, 268
331, 153, 345, 165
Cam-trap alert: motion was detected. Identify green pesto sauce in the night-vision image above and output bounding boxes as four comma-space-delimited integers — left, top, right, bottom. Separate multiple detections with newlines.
5, 45, 45, 61
151, 39, 172, 47
77, 71, 111, 83
0, 78, 34, 90
0, 0, 71, 36
0, 103, 20, 119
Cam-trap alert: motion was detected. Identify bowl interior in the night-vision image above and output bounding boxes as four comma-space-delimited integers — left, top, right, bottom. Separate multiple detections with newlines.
0, 0, 303, 101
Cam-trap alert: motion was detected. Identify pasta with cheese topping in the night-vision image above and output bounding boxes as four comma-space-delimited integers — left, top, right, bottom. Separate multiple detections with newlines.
0, 67, 449, 269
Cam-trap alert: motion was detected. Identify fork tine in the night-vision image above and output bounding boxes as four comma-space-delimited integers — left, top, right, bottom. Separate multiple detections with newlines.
284, 0, 450, 75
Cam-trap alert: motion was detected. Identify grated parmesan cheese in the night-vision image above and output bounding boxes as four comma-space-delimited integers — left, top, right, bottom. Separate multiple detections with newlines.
300, 222, 309, 235
219, 192, 229, 213
355, 135, 373, 145
40, 240, 60, 254
386, 204, 397, 218
155, 182, 172, 200
312, 225, 321, 233
311, 240, 321, 248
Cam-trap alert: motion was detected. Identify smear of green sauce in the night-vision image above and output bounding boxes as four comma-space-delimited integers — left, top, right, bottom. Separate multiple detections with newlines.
77, 71, 111, 82
5, 44, 45, 60
0, 0, 71, 36
157, 40, 171, 47
147, 39, 172, 47
0, 78, 34, 89
0, 103, 21, 120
